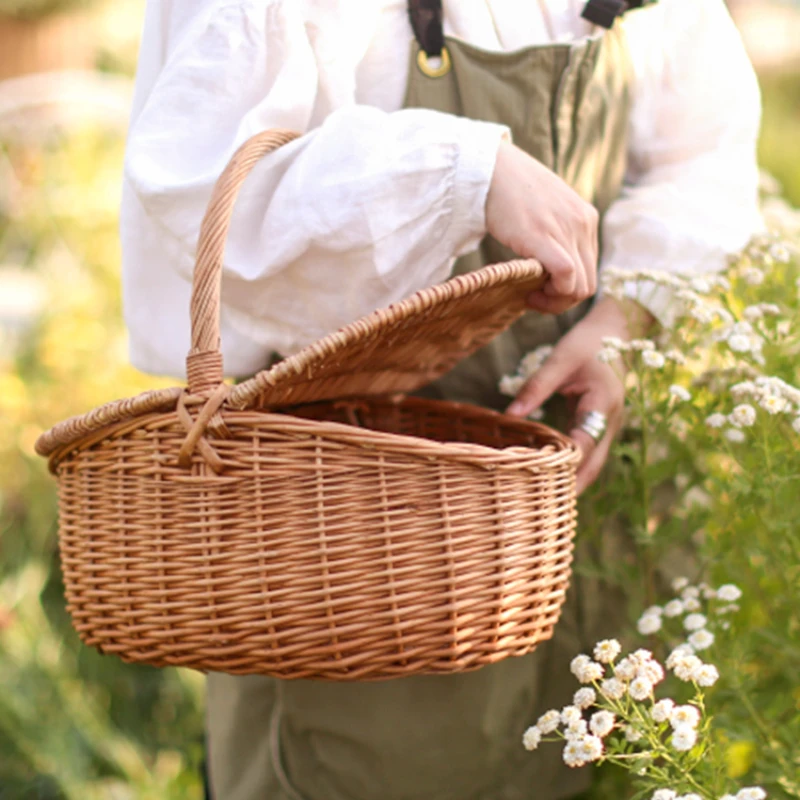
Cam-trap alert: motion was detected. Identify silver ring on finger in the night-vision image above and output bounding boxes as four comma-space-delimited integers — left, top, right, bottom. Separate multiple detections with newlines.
578, 410, 608, 443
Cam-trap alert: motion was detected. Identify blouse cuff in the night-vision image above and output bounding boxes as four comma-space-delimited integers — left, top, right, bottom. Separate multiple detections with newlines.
448, 119, 510, 257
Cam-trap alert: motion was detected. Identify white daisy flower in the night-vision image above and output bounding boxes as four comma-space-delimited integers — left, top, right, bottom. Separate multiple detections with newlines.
688, 629, 715, 651
577, 661, 604, 684
561, 706, 583, 726
769, 243, 791, 262
624, 725, 643, 743
728, 334, 753, 354
730, 404, 757, 427
736, 787, 767, 800
690, 305, 715, 324
663, 599, 684, 617
759, 394, 788, 414
743, 305, 764, 321
601, 336, 626, 350
579, 735, 604, 763
629, 677, 653, 701
716, 584, 742, 602
731, 381, 757, 399
683, 613, 708, 632
706, 413, 727, 428
672, 655, 704, 682
600, 677, 626, 700
631, 339, 656, 351
652, 791, 677, 800
665, 349, 688, 365
614, 657, 637, 682
570, 655, 592, 679
671, 577, 690, 592
630, 648, 654, 664
670, 704, 701, 729
742, 267, 765, 285
589, 710, 615, 738
666, 644, 694, 667
671, 725, 698, 752
651, 699, 675, 723
523, 726, 542, 751
642, 350, 666, 369
731, 319, 754, 335
519, 346, 554, 377
695, 664, 720, 687
563, 739, 585, 767
690, 277, 711, 293
682, 597, 702, 612
536, 709, 562, 734
725, 429, 746, 443
597, 347, 620, 364
573, 687, 596, 710
593, 639, 621, 664
499, 375, 525, 397
640, 660, 665, 685
565, 719, 588, 740
637, 613, 663, 635
669, 385, 692, 402
700, 583, 717, 600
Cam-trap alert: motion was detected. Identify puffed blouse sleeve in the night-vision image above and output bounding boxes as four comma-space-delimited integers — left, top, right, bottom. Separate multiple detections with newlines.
121, 0, 508, 377
600, 0, 763, 323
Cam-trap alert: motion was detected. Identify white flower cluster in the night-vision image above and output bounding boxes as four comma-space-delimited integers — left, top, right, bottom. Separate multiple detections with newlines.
637, 578, 742, 661
596, 335, 686, 373
498, 345, 553, 417
653, 789, 766, 800
522, 637, 722, 768
742, 302, 781, 322
714, 320, 764, 362
704, 374, 800, 441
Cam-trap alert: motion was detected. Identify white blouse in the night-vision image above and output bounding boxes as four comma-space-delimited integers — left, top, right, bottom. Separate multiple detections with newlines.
121, 0, 762, 378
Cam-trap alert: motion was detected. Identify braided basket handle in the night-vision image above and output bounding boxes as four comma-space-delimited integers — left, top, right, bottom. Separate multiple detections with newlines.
187, 129, 301, 393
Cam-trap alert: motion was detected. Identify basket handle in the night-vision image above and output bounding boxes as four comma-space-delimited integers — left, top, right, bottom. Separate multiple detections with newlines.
187, 129, 301, 393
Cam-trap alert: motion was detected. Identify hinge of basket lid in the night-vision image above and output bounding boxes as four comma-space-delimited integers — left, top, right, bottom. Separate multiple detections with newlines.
176, 382, 231, 473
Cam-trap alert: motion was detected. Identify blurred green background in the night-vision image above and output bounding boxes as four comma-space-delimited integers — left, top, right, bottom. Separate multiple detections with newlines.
0, 0, 798, 797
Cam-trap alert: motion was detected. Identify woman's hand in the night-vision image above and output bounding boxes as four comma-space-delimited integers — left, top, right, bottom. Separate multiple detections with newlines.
486, 139, 599, 315
506, 297, 655, 494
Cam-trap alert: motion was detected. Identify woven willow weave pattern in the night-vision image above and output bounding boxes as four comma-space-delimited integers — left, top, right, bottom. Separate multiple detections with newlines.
37, 130, 581, 680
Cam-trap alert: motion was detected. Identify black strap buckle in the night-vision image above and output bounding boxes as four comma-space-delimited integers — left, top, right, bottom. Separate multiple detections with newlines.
581, 0, 652, 29
408, 0, 444, 57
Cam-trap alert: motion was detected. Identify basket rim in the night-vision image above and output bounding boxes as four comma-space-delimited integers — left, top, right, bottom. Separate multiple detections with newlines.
42, 394, 581, 472
36, 259, 546, 458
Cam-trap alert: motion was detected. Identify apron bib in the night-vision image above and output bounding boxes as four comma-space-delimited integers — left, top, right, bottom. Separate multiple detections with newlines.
208, 14, 639, 800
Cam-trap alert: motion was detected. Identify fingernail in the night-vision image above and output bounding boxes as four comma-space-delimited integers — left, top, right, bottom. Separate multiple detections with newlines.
507, 402, 524, 416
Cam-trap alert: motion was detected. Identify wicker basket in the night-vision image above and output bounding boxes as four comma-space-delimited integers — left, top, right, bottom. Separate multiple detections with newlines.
35, 129, 581, 681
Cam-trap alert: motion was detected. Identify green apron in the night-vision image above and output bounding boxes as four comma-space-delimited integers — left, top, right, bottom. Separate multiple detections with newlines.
208, 17, 637, 800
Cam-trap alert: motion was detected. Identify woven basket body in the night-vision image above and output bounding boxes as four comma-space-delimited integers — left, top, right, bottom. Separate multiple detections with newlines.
37, 130, 580, 680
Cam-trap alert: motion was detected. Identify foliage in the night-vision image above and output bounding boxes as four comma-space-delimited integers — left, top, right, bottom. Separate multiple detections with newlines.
0, 0, 102, 20
551, 210, 800, 799
0, 128, 202, 798
758, 70, 800, 209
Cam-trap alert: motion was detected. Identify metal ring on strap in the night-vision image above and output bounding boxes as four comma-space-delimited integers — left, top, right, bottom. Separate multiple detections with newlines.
417, 46, 451, 78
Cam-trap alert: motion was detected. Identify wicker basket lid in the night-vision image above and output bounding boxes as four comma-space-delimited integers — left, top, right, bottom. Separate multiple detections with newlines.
36, 130, 546, 457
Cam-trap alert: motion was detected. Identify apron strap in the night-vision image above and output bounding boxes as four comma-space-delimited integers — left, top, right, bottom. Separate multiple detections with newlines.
581, 0, 656, 29
408, 0, 444, 57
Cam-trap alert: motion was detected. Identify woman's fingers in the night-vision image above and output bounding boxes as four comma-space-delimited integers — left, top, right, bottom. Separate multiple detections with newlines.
485, 141, 599, 311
